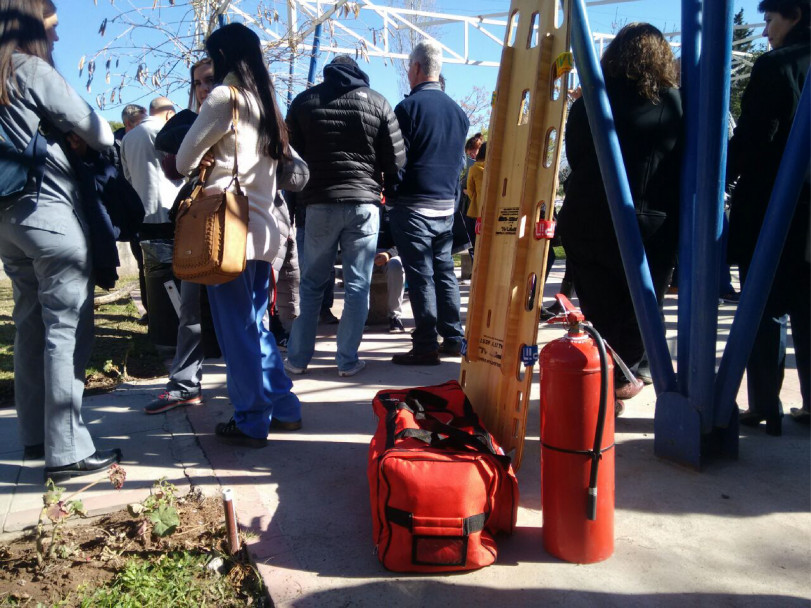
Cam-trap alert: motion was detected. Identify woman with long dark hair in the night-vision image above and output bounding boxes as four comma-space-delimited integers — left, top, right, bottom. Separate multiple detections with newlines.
729, 0, 810, 434
0, 0, 121, 479
176, 22, 301, 448
557, 23, 683, 405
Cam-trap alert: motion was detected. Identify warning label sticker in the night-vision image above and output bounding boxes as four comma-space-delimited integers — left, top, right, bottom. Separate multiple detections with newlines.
476, 335, 504, 368
495, 206, 520, 235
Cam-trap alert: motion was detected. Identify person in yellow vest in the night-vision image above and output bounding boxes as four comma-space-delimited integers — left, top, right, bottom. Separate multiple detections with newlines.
465, 141, 486, 224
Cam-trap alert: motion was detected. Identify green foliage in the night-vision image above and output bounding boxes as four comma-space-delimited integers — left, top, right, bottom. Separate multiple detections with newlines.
729, 8, 762, 120
36, 476, 114, 567
149, 505, 180, 537
108, 120, 124, 132
78, 552, 242, 607
130, 478, 180, 538
0, 279, 166, 406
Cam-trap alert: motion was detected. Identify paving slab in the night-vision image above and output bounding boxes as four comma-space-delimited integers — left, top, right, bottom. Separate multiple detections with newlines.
0, 263, 808, 607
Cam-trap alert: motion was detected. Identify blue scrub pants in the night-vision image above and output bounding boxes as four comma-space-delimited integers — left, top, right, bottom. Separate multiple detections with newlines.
206, 261, 301, 439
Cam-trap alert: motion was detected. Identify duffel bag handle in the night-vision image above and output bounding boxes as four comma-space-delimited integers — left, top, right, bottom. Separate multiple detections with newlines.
394, 427, 512, 469
385, 505, 487, 568
397, 400, 504, 460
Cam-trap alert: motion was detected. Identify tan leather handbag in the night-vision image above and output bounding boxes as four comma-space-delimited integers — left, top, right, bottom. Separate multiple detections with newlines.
173, 86, 249, 285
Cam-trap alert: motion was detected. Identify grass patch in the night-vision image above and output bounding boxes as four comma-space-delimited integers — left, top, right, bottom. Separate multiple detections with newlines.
0, 277, 167, 406
76, 551, 262, 607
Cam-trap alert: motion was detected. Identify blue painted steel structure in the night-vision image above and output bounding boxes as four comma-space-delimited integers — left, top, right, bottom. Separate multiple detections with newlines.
307, 23, 323, 87
689, 0, 734, 436
568, 0, 810, 467
677, 0, 701, 394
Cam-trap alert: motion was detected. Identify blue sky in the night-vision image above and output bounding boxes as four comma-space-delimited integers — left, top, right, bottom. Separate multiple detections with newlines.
52, 1, 765, 123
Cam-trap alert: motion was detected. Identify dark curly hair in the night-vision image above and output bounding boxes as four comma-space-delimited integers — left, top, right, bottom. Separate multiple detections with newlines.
600, 22, 678, 104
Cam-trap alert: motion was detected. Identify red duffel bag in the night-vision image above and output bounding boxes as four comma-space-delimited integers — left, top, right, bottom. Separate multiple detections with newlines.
368, 380, 519, 573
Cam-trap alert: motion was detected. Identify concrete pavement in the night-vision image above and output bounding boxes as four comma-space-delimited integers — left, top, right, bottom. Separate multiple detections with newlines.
1, 262, 809, 607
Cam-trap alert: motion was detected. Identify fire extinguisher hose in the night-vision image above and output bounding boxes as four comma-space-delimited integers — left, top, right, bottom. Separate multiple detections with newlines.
582, 324, 609, 521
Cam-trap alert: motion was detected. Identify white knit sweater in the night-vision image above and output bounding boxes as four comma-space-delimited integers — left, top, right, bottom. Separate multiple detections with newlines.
176, 76, 280, 265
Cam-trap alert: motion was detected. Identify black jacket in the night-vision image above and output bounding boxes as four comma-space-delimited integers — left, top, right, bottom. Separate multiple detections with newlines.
727, 27, 810, 268
286, 63, 405, 206
389, 82, 470, 210
558, 80, 683, 261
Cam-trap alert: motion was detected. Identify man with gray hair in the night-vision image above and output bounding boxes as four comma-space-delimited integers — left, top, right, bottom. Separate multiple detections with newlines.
122, 104, 147, 131
387, 39, 470, 365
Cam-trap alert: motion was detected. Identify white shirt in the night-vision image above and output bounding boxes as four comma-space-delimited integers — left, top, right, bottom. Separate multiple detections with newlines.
176, 80, 281, 266
121, 116, 183, 224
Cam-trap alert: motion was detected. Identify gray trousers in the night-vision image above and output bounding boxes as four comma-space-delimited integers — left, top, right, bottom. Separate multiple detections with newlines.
166, 279, 204, 394
0, 214, 96, 467
385, 254, 405, 319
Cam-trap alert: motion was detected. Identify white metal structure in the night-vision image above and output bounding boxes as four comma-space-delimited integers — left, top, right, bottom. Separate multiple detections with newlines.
87, 1, 764, 109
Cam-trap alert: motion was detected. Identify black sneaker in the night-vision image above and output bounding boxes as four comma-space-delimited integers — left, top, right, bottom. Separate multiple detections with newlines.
388, 317, 406, 333
215, 418, 268, 448
392, 349, 441, 366
320, 310, 340, 324
144, 389, 203, 415
438, 340, 463, 356
269, 418, 303, 432
721, 291, 740, 304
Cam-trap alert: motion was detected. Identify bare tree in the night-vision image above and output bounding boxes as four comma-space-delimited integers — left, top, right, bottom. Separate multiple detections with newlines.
387, 0, 441, 97
83, 1, 315, 110
455, 85, 492, 133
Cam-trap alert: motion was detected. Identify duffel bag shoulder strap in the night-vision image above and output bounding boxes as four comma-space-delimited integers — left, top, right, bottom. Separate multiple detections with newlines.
393, 405, 512, 469
404, 395, 502, 457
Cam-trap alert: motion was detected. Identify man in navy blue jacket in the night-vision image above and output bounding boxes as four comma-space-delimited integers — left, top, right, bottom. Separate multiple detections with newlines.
387, 39, 470, 365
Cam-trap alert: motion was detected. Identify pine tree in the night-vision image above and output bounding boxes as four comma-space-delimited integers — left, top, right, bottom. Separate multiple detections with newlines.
729, 8, 760, 120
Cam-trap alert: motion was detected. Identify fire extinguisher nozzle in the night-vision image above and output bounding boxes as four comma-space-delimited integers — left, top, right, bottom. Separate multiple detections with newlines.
587, 488, 598, 521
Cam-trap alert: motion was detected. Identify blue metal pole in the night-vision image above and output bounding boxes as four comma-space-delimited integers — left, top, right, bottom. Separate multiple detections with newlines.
287, 55, 295, 109
570, 0, 676, 394
307, 23, 323, 87
689, 0, 734, 434
714, 76, 811, 426
677, 0, 702, 394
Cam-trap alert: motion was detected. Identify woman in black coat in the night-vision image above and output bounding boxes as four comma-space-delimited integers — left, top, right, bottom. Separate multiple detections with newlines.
729, 0, 810, 434
557, 23, 682, 402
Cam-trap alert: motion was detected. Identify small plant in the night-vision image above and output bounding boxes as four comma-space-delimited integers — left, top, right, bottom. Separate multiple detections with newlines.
36, 464, 127, 568
128, 477, 180, 539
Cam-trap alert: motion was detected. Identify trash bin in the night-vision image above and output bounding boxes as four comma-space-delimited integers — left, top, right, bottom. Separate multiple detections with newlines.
141, 239, 180, 350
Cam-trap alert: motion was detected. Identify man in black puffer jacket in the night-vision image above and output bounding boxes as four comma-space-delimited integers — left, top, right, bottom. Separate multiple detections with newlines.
284, 56, 405, 378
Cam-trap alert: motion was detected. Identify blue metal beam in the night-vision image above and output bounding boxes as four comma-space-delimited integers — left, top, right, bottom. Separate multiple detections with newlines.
714, 74, 811, 426
688, 0, 734, 434
677, 0, 702, 394
307, 23, 323, 88
570, 0, 677, 395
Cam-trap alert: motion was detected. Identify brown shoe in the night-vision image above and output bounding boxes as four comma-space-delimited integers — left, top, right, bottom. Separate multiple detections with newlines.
615, 379, 644, 401
392, 349, 441, 366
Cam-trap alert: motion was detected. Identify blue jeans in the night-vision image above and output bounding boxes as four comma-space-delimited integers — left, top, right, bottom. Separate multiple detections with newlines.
287, 203, 379, 371
388, 206, 464, 354
206, 261, 301, 439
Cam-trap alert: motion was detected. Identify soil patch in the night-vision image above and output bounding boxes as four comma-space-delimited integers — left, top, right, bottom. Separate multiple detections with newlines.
0, 492, 266, 607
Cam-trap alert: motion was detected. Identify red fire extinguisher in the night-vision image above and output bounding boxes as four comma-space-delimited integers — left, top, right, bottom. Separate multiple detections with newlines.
539, 295, 614, 564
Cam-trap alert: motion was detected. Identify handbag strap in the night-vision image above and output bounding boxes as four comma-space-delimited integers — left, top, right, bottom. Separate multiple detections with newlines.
227, 85, 243, 196
188, 85, 243, 199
